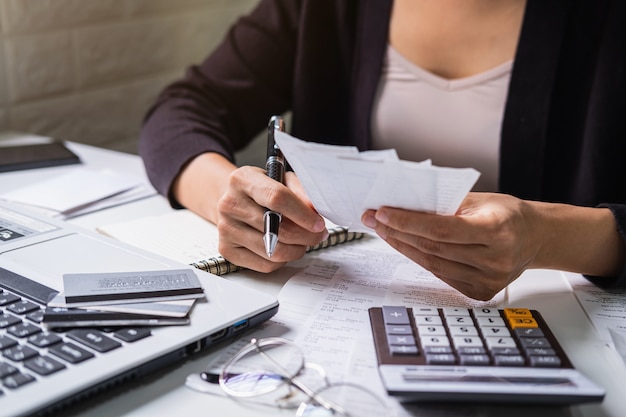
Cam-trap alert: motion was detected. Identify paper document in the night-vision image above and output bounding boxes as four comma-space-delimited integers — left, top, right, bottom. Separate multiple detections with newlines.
189, 235, 502, 416
567, 272, 626, 361
0, 167, 155, 218
274, 131, 481, 231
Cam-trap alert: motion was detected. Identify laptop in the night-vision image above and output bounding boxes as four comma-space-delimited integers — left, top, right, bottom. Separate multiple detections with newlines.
0, 200, 279, 417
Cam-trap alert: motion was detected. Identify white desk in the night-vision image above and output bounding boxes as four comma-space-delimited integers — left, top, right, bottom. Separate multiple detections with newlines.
2, 138, 626, 417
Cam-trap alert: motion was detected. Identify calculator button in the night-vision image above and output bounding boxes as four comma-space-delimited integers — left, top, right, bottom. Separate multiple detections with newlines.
508, 317, 539, 329
452, 336, 484, 348
387, 335, 416, 346
491, 347, 521, 356
493, 355, 526, 366
414, 316, 442, 326
385, 325, 413, 335
476, 317, 505, 327
424, 346, 453, 354
389, 345, 419, 355
525, 347, 556, 356
457, 346, 486, 355
480, 326, 510, 337
412, 307, 439, 315
442, 307, 470, 317
382, 306, 411, 325
448, 326, 478, 337
484, 336, 517, 349
420, 336, 450, 347
473, 308, 501, 317
519, 337, 551, 349
417, 325, 447, 336
426, 353, 456, 365
459, 354, 491, 365
446, 316, 473, 325
514, 327, 544, 338
529, 355, 561, 367
504, 308, 533, 319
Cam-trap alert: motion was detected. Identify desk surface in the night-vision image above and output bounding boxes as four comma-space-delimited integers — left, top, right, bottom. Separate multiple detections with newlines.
1, 135, 625, 417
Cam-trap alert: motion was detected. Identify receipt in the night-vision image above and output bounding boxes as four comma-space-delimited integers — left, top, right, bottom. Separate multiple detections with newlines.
274, 131, 480, 231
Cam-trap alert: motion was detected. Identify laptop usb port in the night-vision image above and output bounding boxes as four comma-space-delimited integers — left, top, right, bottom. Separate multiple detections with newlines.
232, 319, 249, 332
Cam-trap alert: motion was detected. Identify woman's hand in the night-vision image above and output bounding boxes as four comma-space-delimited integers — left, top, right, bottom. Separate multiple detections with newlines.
173, 152, 327, 273
361, 192, 625, 300
216, 166, 327, 272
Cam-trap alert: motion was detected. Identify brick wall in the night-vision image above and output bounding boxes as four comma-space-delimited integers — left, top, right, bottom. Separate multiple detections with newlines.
0, 0, 258, 154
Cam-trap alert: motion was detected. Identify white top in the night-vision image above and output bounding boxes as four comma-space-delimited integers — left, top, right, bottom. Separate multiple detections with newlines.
371, 45, 513, 191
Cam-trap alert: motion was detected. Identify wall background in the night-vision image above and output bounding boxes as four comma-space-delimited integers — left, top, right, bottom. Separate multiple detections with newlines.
0, 0, 261, 162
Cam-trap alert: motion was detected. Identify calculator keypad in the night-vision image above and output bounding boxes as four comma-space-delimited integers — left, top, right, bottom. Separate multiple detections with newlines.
378, 306, 567, 368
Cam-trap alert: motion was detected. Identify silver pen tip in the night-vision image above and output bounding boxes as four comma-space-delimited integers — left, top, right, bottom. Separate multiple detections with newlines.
264, 233, 279, 257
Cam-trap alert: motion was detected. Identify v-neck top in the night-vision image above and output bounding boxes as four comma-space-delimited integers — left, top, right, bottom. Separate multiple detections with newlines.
371, 45, 513, 191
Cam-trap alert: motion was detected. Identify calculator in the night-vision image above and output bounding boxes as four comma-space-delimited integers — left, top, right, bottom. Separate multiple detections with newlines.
368, 306, 605, 404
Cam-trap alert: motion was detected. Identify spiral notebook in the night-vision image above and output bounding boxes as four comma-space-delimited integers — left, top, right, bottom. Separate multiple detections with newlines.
96, 209, 365, 276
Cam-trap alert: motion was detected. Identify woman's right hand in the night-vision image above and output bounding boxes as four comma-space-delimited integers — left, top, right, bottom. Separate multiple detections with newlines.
173, 152, 327, 273
215, 165, 328, 272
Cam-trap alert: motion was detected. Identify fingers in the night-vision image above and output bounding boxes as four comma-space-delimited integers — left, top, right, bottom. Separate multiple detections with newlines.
362, 208, 487, 268
360, 193, 532, 300
217, 216, 325, 272
229, 167, 326, 234
382, 235, 512, 301
216, 166, 328, 272
364, 201, 497, 246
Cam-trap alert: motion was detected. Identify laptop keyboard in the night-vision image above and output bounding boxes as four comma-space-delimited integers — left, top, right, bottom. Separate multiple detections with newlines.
0, 284, 152, 396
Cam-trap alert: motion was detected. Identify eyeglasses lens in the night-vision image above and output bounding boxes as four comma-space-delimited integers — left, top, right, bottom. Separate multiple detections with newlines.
220, 338, 305, 397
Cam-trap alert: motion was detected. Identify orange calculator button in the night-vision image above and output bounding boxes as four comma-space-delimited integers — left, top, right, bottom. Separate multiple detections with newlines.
507, 317, 538, 329
503, 308, 533, 319
504, 308, 538, 329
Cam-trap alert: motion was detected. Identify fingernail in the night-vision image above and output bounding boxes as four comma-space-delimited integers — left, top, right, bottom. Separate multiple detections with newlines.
313, 218, 326, 232
362, 214, 377, 228
376, 211, 389, 224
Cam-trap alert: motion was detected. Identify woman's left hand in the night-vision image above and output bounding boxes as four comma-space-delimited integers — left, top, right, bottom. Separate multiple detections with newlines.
361, 192, 540, 301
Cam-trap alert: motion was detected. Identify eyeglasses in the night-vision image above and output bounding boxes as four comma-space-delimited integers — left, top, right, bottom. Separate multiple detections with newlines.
214, 337, 390, 416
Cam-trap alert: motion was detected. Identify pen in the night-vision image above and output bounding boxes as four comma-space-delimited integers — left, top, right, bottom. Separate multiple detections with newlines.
263, 115, 286, 257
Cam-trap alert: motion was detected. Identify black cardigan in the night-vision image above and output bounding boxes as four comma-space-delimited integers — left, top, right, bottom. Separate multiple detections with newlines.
139, 0, 626, 286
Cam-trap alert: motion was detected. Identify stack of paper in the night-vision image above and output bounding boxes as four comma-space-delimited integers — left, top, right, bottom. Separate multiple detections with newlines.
0, 167, 155, 219
274, 131, 481, 231
43, 269, 205, 328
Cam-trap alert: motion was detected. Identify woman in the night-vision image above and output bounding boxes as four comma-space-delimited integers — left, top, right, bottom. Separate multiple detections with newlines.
139, 0, 626, 300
